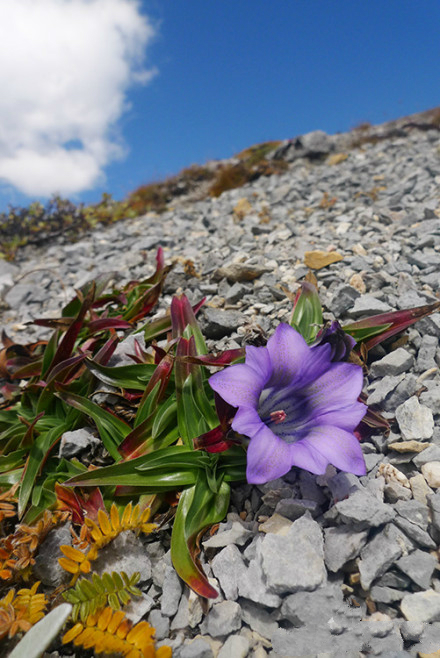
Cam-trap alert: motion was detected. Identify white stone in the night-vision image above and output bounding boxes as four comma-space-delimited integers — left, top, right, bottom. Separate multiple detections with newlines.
400, 589, 440, 623
395, 396, 434, 440
421, 461, 440, 488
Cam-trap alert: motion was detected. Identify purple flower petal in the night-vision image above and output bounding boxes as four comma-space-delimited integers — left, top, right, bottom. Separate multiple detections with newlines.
209, 363, 262, 408
288, 440, 330, 474
246, 425, 292, 483
305, 362, 363, 412
244, 345, 272, 384
310, 401, 367, 432
266, 323, 310, 387
267, 323, 332, 389
300, 425, 366, 475
232, 406, 265, 437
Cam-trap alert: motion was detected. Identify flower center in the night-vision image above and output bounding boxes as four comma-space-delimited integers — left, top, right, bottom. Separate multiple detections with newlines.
258, 385, 311, 444
270, 409, 287, 424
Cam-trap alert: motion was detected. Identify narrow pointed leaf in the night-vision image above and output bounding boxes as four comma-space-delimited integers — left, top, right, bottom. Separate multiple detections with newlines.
48, 282, 96, 373
55, 387, 130, 459
87, 317, 132, 334
85, 359, 156, 390
18, 422, 69, 517
290, 281, 323, 343
171, 471, 230, 598
344, 300, 440, 350
181, 348, 245, 367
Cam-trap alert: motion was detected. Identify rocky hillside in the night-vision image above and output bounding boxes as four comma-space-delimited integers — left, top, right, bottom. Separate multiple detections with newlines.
1, 107, 440, 657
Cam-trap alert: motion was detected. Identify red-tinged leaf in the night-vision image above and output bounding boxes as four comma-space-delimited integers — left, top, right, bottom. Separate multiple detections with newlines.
171, 295, 206, 339
155, 246, 165, 275
362, 406, 390, 431
171, 473, 231, 599
93, 334, 120, 365
127, 282, 168, 323
82, 487, 106, 521
48, 282, 96, 373
63, 271, 118, 316
181, 348, 245, 367
152, 343, 168, 363
1, 330, 14, 348
133, 337, 152, 363
344, 301, 440, 351
353, 393, 390, 441
54, 482, 85, 524
122, 390, 143, 403
118, 354, 174, 459
0, 382, 20, 400
193, 425, 236, 453
46, 353, 88, 384
78, 337, 100, 354
140, 352, 174, 408
19, 411, 45, 448
10, 357, 44, 380
117, 417, 154, 460
146, 246, 165, 285
141, 298, 205, 343
56, 483, 106, 524
32, 317, 75, 331
87, 317, 132, 334
171, 296, 188, 338
91, 292, 127, 309
175, 337, 194, 388
193, 394, 238, 453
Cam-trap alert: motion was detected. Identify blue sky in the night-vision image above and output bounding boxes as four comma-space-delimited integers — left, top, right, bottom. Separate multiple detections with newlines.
0, 0, 439, 213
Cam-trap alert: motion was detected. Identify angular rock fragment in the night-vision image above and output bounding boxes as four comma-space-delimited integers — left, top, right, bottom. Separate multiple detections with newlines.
260, 513, 326, 594
324, 526, 369, 572
400, 590, 440, 623
395, 396, 434, 440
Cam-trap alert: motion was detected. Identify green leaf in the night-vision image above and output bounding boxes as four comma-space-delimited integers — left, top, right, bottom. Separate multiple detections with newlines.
151, 397, 178, 440
343, 323, 392, 343
55, 388, 130, 460
18, 422, 68, 517
0, 448, 26, 472
112, 571, 124, 590
41, 329, 60, 379
102, 572, 115, 592
92, 572, 106, 594
171, 471, 230, 598
65, 446, 207, 490
85, 359, 157, 391
290, 281, 323, 344
178, 374, 204, 443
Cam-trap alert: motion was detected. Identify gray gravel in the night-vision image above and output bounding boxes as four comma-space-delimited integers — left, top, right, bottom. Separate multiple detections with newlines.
2, 114, 440, 657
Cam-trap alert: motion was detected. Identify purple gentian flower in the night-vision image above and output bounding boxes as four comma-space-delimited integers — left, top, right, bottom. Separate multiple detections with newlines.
209, 323, 367, 484
313, 320, 356, 362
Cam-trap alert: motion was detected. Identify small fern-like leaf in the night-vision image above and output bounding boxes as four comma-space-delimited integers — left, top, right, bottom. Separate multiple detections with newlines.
118, 589, 130, 606
62, 571, 142, 623
102, 572, 115, 592
92, 572, 106, 594
108, 592, 119, 610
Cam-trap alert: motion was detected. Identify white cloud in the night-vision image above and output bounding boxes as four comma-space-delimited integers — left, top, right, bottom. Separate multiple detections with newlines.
0, 0, 157, 197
